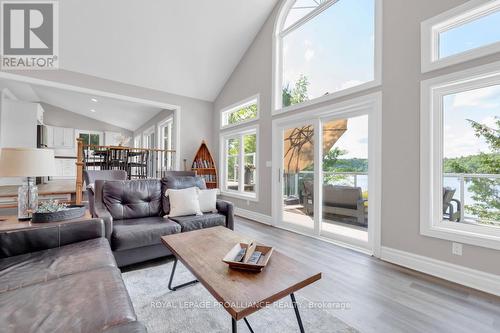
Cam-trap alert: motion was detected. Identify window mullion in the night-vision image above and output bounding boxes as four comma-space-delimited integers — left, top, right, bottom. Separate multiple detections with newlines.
239, 134, 245, 193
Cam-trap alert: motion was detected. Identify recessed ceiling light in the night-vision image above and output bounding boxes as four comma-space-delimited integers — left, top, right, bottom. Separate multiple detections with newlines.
90, 109, 96, 112
91, 98, 98, 103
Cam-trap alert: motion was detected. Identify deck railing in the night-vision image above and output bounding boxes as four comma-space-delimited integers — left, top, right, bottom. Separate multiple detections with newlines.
284, 170, 499, 224
75, 138, 176, 204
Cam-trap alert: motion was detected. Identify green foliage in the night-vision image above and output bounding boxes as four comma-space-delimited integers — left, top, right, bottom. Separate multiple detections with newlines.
226, 134, 257, 182
444, 117, 499, 224
227, 104, 257, 125
282, 74, 310, 107
36, 200, 68, 213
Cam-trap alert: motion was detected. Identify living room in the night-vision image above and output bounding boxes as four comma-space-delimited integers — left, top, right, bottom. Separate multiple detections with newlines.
0, 0, 499, 332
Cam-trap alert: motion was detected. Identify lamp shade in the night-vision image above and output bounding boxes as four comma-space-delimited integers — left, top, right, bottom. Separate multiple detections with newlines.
0, 148, 56, 177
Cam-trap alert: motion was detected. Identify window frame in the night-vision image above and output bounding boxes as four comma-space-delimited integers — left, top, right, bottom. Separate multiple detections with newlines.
421, 0, 500, 73
142, 126, 155, 149
134, 135, 142, 148
219, 124, 259, 201
157, 116, 174, 171
420, 61, 500, 250
272, 0, 382, 114
220, 94, 260, 129
75, 129, 103, 146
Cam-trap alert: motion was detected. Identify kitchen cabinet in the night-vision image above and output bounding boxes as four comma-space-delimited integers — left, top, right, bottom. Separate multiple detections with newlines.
52, 158, 77, 179
48, 126, 74, 148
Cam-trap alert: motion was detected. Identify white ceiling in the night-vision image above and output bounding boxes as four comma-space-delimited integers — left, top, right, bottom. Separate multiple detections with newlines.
0, 79, 163, 131
59, 0, 279, 101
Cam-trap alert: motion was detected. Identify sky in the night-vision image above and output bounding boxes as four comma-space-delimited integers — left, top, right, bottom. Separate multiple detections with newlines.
443, 85, 499, 159
282, 0, 375, 100
327, 115, 368, 159
282, 0, 499, 161
440, 10, 500, 59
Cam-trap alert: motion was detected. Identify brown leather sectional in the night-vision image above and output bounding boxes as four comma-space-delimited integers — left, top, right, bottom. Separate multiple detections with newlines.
0, 219, 147, 333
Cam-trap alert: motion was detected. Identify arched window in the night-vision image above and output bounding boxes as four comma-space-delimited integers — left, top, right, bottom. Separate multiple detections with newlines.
273, 0, 381, 111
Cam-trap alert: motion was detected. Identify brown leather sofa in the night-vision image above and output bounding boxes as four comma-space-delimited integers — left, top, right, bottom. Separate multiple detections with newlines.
94, 175, 234, 267
0, 219, 146, 333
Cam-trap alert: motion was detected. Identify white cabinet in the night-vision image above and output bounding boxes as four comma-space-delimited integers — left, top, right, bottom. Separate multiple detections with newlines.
48, 126, 74, 148
105, 131, 121, 146
52, 158, 76, 179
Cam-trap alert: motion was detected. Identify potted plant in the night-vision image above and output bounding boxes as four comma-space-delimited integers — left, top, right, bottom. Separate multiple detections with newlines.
31, 200, 85, 223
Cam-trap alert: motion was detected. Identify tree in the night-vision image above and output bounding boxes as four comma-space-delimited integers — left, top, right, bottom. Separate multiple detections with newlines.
227, 104, 257, 125
444, 117, 499, 224
282, 74, 310, 107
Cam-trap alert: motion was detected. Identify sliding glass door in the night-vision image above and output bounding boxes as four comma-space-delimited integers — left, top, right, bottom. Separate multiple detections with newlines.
280, 120, 316, 233
273, 101, 379, 253
320, 115, 369, 247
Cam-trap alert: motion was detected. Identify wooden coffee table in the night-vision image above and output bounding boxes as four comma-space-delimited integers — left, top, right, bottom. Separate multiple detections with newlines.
161, 226, 322, 333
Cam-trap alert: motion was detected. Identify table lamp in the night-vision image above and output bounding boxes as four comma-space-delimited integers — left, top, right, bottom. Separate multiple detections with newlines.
0, 148, 56, 220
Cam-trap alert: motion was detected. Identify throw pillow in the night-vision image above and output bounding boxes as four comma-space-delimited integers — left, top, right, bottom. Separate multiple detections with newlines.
198, 189, 219, 213
166, 187, 202, 217
161, 176, 207, 215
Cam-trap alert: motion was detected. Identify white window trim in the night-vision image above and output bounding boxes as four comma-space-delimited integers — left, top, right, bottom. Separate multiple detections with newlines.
220, 94, 260, 130
158, 116, 174, 170
142, 126, 155, 149
272, 0, 382, 115
420, 60, 500, 250
134, 135, 142, 148
219, 124, 259, 202
421, 0, 500, 73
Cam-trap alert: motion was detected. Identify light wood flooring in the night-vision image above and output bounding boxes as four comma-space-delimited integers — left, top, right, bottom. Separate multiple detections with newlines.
232, 217, 500, 333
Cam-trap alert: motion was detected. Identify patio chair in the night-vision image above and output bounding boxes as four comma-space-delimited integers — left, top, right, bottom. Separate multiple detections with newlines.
323, 185, 367, 226
301, 182, 367, 226
443, 187, 461, 222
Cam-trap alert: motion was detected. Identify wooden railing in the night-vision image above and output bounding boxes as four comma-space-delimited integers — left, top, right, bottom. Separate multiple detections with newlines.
75, 138, 176, 205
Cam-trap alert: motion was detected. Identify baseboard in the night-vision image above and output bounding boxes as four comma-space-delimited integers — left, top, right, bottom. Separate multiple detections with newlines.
234, 207, 272, 225
381, 246, 500, 296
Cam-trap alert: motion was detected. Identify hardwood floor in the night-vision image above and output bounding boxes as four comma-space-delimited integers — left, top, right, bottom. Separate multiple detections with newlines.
233, 217, 500, 333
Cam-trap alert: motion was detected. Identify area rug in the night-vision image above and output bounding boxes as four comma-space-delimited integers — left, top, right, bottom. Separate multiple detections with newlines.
122, 260, 358, 333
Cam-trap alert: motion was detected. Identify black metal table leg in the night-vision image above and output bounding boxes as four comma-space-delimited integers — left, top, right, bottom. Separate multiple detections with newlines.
243, 318, 255, 333
291, 293, 305, 333
168, 257, 199, 291
232, 317, 237, 333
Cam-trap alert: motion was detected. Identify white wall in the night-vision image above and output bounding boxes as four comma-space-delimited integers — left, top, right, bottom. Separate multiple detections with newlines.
42, 102, 132, 137
213, 0, 500, 276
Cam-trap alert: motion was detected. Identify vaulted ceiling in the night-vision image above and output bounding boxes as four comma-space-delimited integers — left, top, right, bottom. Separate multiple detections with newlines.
0, 79, 163, 131
59, 0, 279, 101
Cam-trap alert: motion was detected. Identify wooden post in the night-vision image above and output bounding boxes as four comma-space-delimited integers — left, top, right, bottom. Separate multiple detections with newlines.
75, 138, 84, 205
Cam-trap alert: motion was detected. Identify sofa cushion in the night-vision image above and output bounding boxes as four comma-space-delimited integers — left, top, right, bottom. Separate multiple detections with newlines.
0, 267, 137, 333
0, 238, 116, 293
112, 217, 181, 251
161, 176, 206, 215
103, 179, 162, 220
169, 213, 225, 232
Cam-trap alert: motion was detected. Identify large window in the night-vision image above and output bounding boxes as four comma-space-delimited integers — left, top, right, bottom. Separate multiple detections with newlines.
76, 130, 102, 146
421, 62, 500, 249
422, 0, 500, 72
220, 125, 259, 200
221, 95, 259, 128
274, 0, 380, 111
